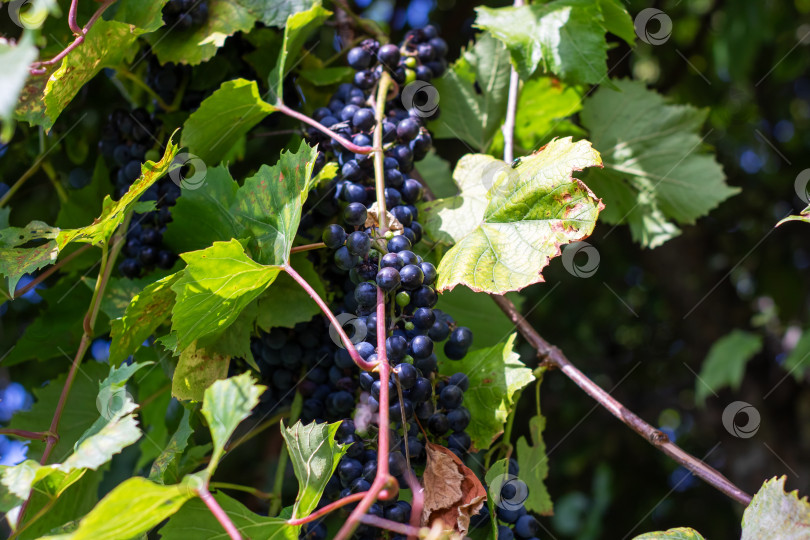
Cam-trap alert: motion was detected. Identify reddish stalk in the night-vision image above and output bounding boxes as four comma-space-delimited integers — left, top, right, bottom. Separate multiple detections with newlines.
276, 103, 373, 155
285, 492, 368, 526
30, 0, 117, 75
198, 488, 242, 540
358, 514, 422, 537
283, 263, 376, 371
0, 429, 50, 441
289, 242, 326, 254
12, 244, 92, 298
402, 471, 423, 540
335, 288, 395, 540
490, 295, 752, 505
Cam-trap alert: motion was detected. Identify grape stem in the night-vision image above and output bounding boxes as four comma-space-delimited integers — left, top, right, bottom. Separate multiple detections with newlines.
289, 242, 326, 254
283, 262, 376, 371
501, 0, 524, 165
334, 287, 395, 540
373, 71, 392, 235
275, 103, 374, 155
197, 487, 242, 540
29, 0, 118, 75
14, 213, 130, 532
402, 470, 424, 540
285, 492, 368, 526
489, 294, 753, 505
0, 429, 50, 441
358, 514, 422, 537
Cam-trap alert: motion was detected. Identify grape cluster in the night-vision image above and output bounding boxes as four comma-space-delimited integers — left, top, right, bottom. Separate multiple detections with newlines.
161, 0, 209, 30
100, 109, 180, 278
284, 25, 485, 540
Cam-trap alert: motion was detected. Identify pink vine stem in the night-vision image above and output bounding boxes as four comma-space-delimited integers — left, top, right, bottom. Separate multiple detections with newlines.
197, 488, 242, 540
30, 0, 118, 75
275, 103, 374, 155
283, 263, 376, 371
286, 492, 368, 526
402, 471, 423, 540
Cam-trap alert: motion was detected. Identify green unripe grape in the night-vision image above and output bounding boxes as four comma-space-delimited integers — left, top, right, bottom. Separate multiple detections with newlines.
404, 68, 417, 85
396, 291, 410, 306
404, 57, 417, 68
404, 321, 415, 331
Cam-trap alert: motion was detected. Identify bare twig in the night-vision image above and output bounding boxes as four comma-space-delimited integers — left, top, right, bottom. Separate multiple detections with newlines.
489, 295, 752, 505
30, 0, 118, 75
0, 429, 50, 441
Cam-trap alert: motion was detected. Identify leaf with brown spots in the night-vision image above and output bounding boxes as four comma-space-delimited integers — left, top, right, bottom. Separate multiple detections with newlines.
421, 442, 487, 535
172, 340, 230, 401
420, 137, 603, 294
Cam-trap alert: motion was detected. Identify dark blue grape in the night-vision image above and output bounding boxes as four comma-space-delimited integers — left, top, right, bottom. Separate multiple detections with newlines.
346, 231, 371, 256
355, 282, 378, 308
393, 362, 417, 389
334, 246, 360, 270
440, 384, 464, 409
387, 235, 412, 253
515, 515, 539, 538
396, 118, 420, 141
498, 525, 515, 540
338, 457, 363, 486
447, 406, 471, 432
376, 267, 401, 291
428, 413, 449, 435
401, 178, 424, 203
343, 202, 367, 227
386, 335, 408, 361
412, 307, 435, 329
388, 451, 407, 477
409, 335, 433, 359
380, 252, 403, 270
347, 47, 372, 70
378, 43, 400, 68
399, 264, 424, 290
352, 108, 375, 131
447, 431, 471, 452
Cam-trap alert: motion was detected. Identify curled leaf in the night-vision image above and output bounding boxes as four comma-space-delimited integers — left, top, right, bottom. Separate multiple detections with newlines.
421, 442, 487, 535
365, 201, 404, 232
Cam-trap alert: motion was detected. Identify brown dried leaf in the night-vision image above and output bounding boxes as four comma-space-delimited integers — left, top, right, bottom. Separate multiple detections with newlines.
365, 202, 404, 232
421, 442, 487, 535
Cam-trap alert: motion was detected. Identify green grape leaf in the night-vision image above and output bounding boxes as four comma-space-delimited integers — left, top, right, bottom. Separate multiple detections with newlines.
0, 32, 38, 138
181, 79, 276, 165
429, 32, 511, 152
634, 528, 706, 540
7, 362, 110, 462
231, 140, 318, 265
425, 137, 603, 294
299, 66, 354, 86
97, 276, 155, 321
149, 408, 194, 484
170, 239, 281, 349
489, 76, 585, 157
162, 165, 244, 254
741, 476, 810, 540
172, 341, 230, 401
438, 334, 534, 449
282, 420, 348, 519
415, 151, 457, 199
110, 272, 181, 365
197, 300, 260, 370
580, 79, 738, 248
475, 0, 609, 84
695, 330, 762, 406
134, 367, 172, 471
0, 460, 42, 511
160, 491, 296, 539
256, 253, 326, 330
60, 403, 140, 472
516, 414, 552, 515
17, 19, 143, 130
598, 0, 636, 45
783, 329, 810, 380
0, 137, 178, 294
146, 0, 257, 65
3, 276, 99, 366
267, 4, 332, 104
42, 477, 194, 540
240, 0, 319, 27
201, 373, 265, 474
111, 0, 169, 32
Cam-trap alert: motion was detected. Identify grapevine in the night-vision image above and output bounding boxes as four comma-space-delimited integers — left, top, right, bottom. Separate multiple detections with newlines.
0, 1, 807, 540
